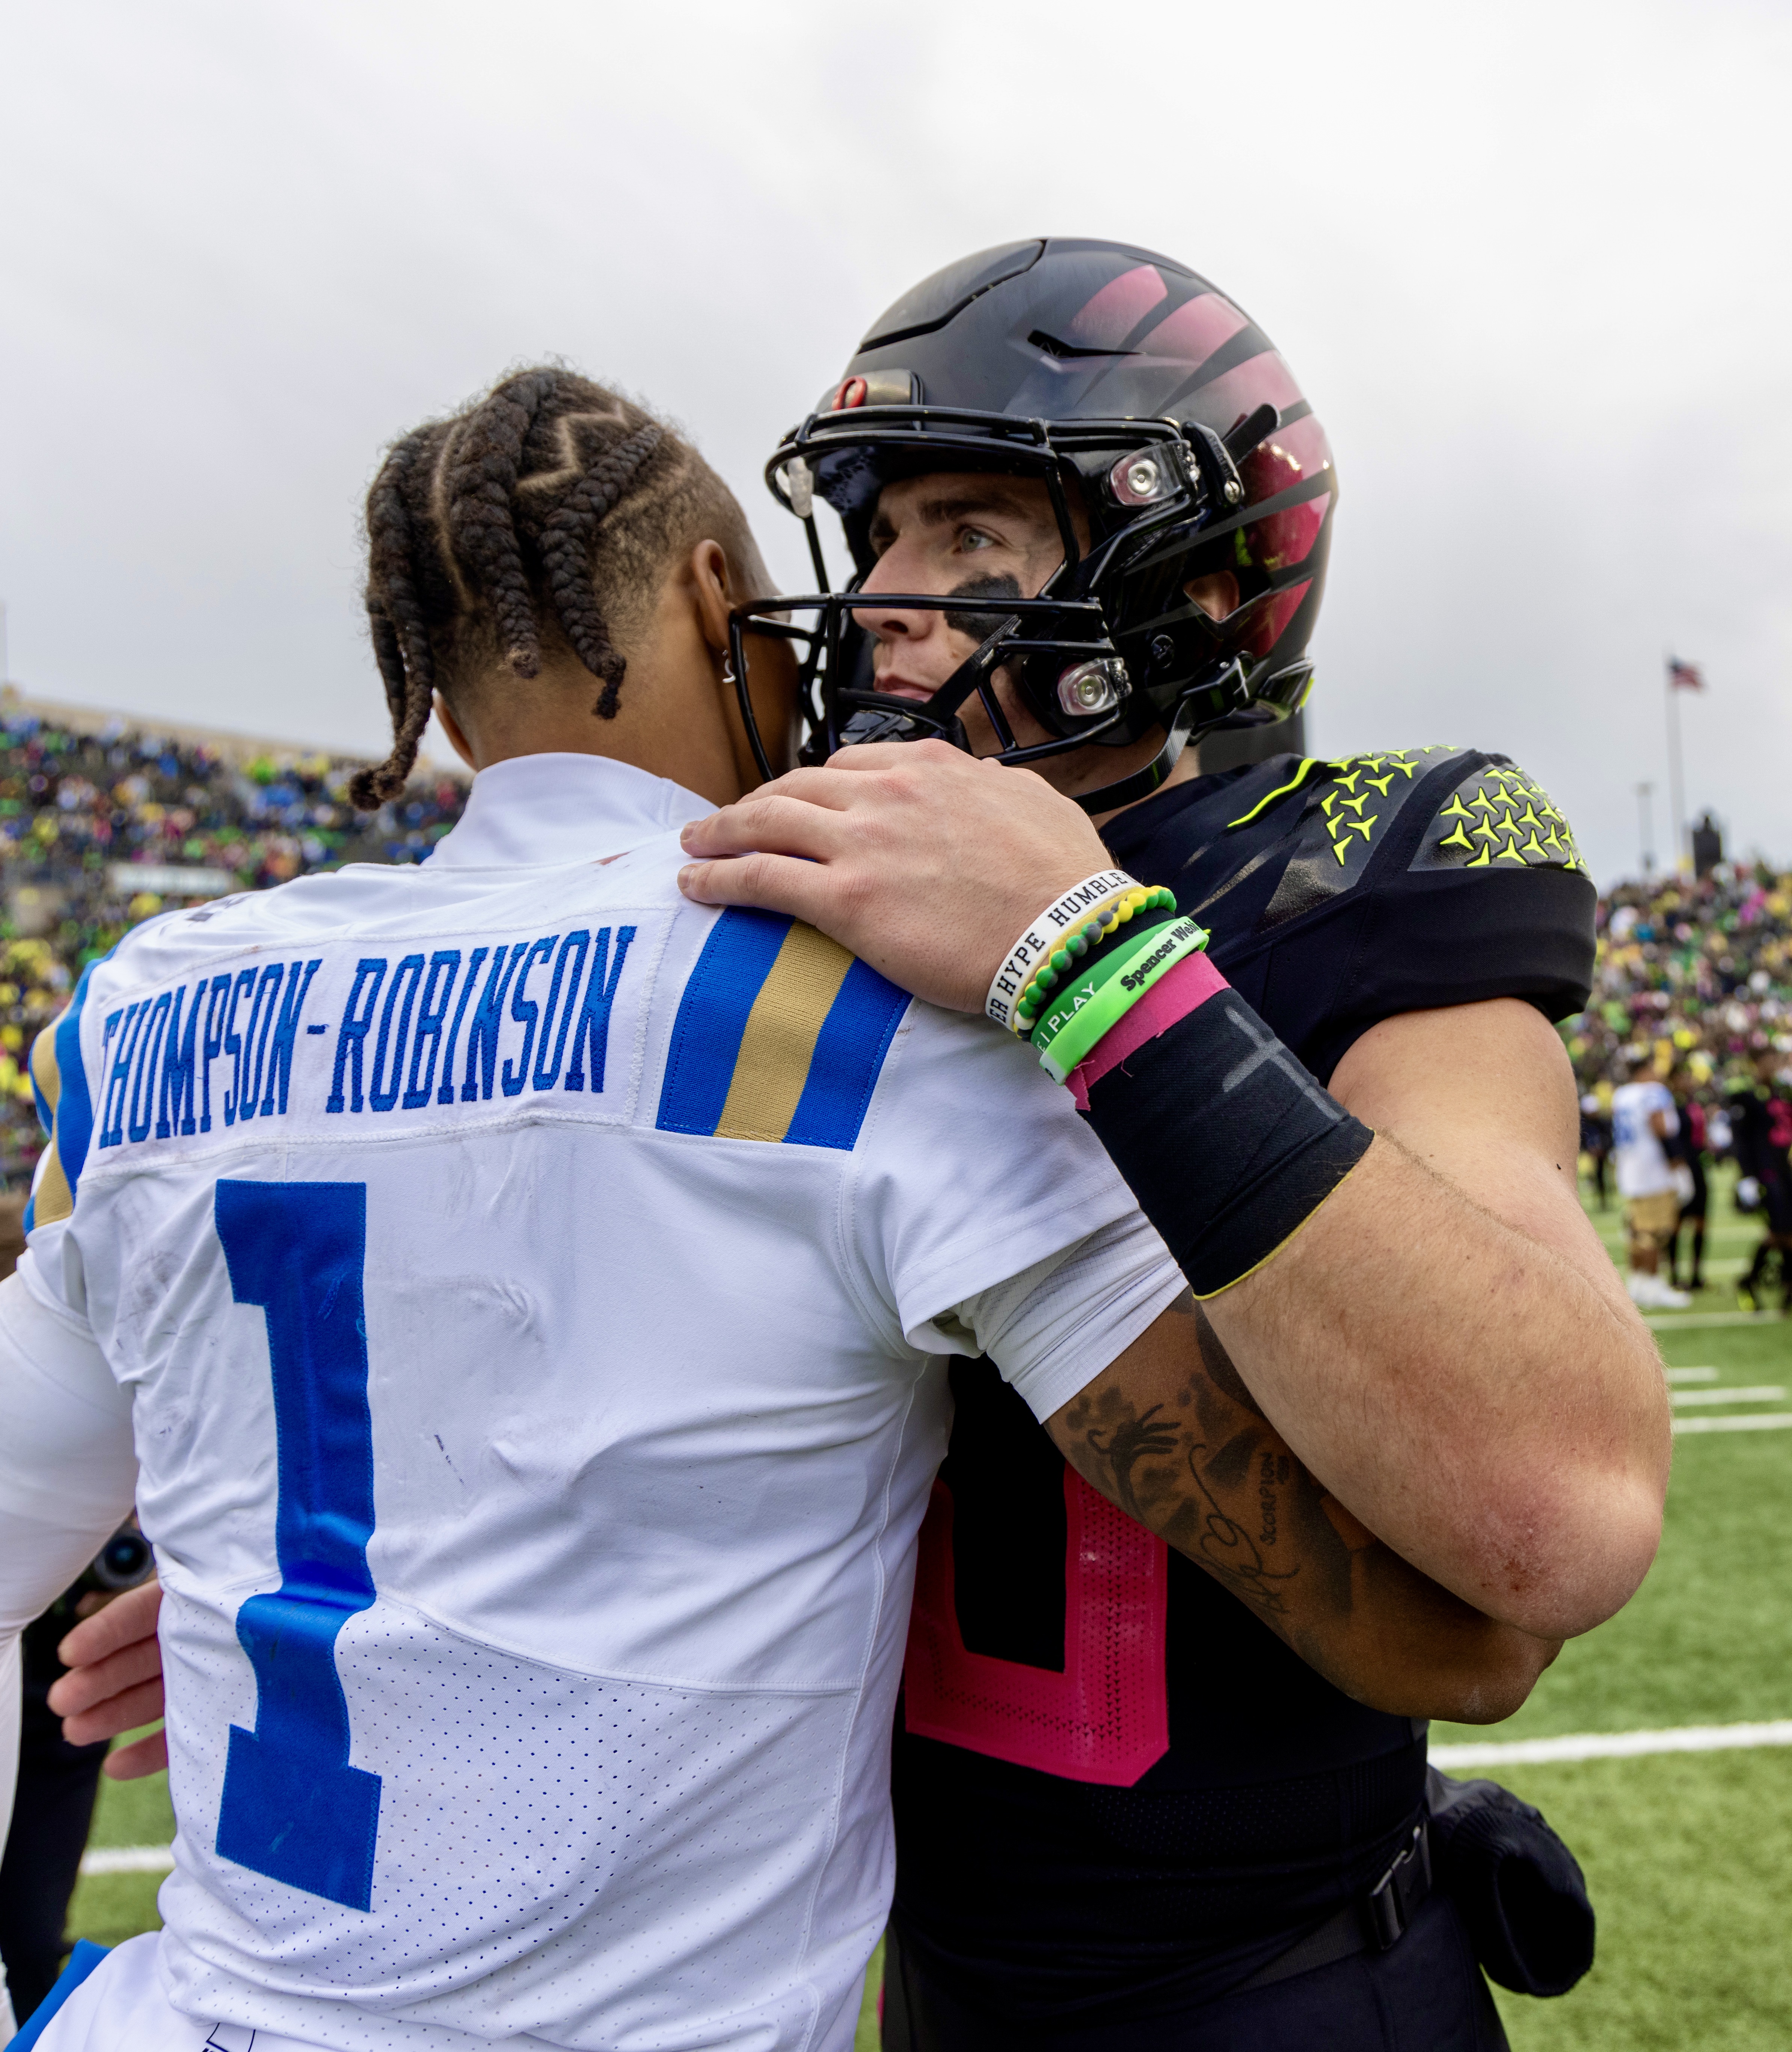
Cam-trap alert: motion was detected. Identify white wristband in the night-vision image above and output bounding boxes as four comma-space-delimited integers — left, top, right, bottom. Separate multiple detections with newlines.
983, 869, 1139, 1031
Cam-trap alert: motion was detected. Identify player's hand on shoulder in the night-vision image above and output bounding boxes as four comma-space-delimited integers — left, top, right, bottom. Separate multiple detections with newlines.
677, 741, 1111, 1014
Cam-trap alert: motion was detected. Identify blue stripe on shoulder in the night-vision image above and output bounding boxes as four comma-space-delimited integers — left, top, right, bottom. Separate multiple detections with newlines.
9, 1939, 109, 2052
784, 958, 910, 1151
54, 959, 103, 1204
656, 908, 793, 1136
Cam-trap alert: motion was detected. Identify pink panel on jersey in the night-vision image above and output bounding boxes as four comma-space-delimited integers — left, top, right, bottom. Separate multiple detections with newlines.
1068, 264, 1169, 348
902, 1471, 1170, 1786
1137, 291, 1251, 371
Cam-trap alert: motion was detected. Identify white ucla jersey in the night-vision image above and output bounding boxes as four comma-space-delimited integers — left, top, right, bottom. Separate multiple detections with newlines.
21, 754, 1181, 2052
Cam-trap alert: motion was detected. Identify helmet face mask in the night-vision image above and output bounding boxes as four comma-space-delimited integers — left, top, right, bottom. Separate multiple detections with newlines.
735, 240, 1335, 811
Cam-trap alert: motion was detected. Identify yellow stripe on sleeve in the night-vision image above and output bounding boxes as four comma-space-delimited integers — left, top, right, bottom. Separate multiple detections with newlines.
32, 1138, 74, 1227
715, 922, 855, 1143
26, 1022, 74, 1224
29, 1022, 61, 1117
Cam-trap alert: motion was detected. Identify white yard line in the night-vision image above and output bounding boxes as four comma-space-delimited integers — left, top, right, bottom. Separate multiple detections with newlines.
1673, 1412, 1792, 1435
1646, 1311, 1784, 1332
1432, 1721, 1792, 1767
79, 1844, 175, 1875
1670, 1385, 1786, 1406
1665, 1366, 1719, 1383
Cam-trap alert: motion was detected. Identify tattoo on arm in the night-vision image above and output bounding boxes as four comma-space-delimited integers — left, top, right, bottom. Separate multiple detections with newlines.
1054, 1292, 1555, 1716
1060, 1291, 1372, 1655
1084, 1405, 1180, 1522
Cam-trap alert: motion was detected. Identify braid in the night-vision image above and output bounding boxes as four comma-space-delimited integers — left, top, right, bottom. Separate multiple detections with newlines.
537, 421, 664, 718
353, 364, 750, 810
443, 370, 557, 682
355, 428, 442, 810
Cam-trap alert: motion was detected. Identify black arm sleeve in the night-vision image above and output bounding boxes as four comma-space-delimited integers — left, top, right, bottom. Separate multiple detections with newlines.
1080, 987, 1373, 1299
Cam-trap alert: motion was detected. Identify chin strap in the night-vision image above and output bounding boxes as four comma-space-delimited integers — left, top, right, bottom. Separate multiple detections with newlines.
1067, 697, 1206, 816
1065, 656, 1295, 816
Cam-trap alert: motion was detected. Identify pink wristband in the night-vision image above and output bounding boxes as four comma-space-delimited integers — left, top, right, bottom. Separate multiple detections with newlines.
1068, 950, 1230, 1111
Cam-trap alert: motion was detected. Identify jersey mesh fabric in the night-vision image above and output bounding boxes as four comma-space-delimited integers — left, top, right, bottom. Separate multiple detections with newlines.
888, 745, 1597, 2024
9, 756, 1185, 2052
904, 1465, 1169, 1787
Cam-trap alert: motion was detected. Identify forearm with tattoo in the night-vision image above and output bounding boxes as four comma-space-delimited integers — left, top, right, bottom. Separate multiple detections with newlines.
1052, 1292, 1560, 1723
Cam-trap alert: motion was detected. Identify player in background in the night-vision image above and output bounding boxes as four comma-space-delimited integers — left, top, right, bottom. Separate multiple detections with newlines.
677, 240, 1672, 2046
1665, 1060, 1709, 1294
1611, 1053, 1691, 1308
1580, 1085, 1613, 1209
1729, 1048, 1792, 1312
3, 366, 1583, 2052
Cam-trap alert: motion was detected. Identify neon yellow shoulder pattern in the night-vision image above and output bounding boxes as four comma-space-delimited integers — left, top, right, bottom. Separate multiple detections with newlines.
1227, 745, 1589, 934
1409, 759, 1588, 877
1225, 744, 1586, 879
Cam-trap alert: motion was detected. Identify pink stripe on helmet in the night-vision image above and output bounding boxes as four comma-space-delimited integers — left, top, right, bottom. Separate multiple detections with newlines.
1069, 264, 1169, 347
1189, 351, 1305, 435
1136, 291, 1252, 371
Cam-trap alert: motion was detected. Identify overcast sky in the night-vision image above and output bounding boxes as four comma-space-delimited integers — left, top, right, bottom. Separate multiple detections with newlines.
3, 0, 1787, 884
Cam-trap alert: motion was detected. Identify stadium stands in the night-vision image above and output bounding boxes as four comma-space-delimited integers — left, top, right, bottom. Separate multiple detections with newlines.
1565, 865, 1792, 1093
0, 699, 465, 1189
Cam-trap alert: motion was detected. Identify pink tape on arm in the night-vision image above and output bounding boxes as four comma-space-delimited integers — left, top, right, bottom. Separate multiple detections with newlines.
1069, 949, 1230, 1110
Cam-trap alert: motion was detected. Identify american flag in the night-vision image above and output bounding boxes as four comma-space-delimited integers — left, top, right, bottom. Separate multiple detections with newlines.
1667, 657, 1706, 691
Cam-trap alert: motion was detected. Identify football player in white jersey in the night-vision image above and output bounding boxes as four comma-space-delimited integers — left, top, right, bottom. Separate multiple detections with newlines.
1, 367, 1557, 2052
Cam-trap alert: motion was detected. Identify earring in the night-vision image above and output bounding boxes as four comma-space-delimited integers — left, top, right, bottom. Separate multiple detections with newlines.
721, 656, 738, 686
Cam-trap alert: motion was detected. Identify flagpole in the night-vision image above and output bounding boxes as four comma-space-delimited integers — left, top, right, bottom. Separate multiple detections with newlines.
1664, 658, 1687, 875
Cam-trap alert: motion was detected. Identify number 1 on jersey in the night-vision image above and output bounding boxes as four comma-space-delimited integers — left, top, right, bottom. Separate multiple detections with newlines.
214, 1180, 382, 1911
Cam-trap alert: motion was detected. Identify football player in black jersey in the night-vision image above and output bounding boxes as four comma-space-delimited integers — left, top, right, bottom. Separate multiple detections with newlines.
681, 241, 1671, 2047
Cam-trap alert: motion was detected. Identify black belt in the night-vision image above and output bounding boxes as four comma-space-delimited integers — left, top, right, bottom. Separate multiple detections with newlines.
1234, 1818, 1433, 1995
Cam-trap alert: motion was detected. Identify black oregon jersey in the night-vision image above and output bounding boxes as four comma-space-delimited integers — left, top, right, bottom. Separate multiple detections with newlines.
888, 746, 1597, 2024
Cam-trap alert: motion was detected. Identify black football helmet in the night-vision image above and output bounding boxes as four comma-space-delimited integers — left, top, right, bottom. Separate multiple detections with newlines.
730, 237, 1338, 813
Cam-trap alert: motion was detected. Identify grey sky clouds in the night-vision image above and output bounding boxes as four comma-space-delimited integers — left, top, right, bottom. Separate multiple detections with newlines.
3, 0, 1787, 882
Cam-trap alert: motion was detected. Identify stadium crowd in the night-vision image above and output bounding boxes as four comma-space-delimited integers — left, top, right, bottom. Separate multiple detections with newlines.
1560, 859, 1792, 1309
0, 704, 465, 1189
1565, 862, 1792, 1094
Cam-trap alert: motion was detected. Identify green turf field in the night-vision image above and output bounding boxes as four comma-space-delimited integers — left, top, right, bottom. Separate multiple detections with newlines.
1425, 1166, 1792, 2048
61, 1169, 1792, 2049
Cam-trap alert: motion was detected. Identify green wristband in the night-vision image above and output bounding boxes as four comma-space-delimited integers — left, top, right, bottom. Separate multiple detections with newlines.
1034, 916, 1211, 1084
1011, 884, 1178, 1033
1026, 916, 1182, 1058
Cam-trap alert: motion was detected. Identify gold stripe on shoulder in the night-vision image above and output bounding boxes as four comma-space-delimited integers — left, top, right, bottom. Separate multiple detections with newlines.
716, 922, 855, 1143
33, 1138, 74, 1227
29, 1023, 61, 1117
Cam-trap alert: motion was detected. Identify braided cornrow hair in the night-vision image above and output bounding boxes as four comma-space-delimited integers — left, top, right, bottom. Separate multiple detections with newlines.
537, 420, 664, 718
354, 427, 442, 810
354, 366, 722, 809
